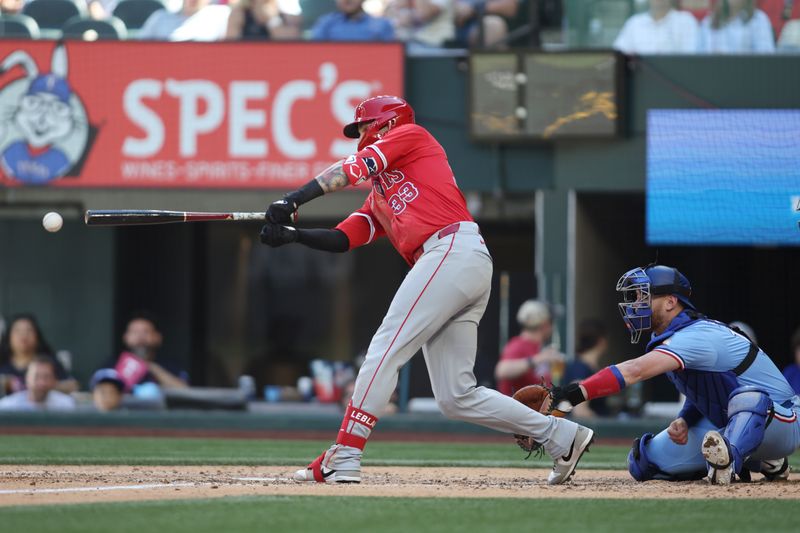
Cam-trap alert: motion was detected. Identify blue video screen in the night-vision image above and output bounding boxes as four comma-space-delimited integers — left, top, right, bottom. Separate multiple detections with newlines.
647, 110, 800, 246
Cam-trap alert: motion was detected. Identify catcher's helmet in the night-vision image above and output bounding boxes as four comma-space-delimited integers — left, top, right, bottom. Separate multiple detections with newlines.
616, 265, 695, 343
343, 95, 415, 151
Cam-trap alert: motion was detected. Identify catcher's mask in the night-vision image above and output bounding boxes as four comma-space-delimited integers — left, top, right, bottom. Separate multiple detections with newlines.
343, 95, 415, 151
616, 265, 695, 343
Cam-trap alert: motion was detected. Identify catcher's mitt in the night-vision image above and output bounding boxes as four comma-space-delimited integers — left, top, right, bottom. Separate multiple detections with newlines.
511, 384, 558, 459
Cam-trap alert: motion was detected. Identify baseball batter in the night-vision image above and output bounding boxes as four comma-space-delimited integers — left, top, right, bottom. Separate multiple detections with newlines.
551, 265, 800, 484
260, 95, 594, 485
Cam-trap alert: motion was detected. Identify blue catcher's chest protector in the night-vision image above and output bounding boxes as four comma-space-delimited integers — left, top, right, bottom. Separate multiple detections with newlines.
647, 312, 756, 428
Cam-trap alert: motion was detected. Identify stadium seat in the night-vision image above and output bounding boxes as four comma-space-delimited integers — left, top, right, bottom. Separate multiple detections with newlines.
21, 0, 87, 31
299, 0, 336, 31
112, 0, 165, 31
62, 15, 128, 40
0, 14, 41, 39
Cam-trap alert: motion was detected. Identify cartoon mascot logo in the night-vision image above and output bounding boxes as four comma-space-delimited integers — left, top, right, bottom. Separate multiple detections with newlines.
0, 43, 92, 185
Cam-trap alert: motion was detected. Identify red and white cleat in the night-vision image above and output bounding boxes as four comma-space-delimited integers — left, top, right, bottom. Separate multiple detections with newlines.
293, 451, 361, 484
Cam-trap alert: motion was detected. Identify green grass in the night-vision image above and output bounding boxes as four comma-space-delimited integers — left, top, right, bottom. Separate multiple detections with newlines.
0, 435, 627, 469
0, 496, 796, 533
1, 435, 798, 532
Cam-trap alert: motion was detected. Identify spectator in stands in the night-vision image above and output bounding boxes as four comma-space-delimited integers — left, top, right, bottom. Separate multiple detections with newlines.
698, 0, 775, 53
495, 300, 564, 395
0, 356, 76, 412
90, 368, 125, 412
104, 312, 189, 391
225, 0, 301, 40
613, 0, 699, 54
383, 0, 455, 52
778, 18, 800, 50
562, 319, 610, 418
0, 0, 23, 15
87, 0, 120, 20
454, 0, 519, 48
757, 0, 800, 42
782, 326, 800, 393
139, 0, 231, 41
311, 0, 394, 41
0, 314, 77, 396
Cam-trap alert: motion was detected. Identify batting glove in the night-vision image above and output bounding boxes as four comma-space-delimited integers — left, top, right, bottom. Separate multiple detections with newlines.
260, 222, 298, 247
265, 198, 298, 224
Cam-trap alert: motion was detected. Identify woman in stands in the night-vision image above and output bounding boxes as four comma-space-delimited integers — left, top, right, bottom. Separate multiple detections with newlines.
699, 0, 775, 53
0, 314, 77, 395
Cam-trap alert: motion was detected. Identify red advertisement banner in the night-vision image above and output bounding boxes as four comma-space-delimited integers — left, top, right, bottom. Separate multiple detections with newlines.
0, 41, 404, 189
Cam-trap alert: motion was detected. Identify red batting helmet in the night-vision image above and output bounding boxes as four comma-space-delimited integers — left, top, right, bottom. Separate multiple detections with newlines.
343, 95, 415, 151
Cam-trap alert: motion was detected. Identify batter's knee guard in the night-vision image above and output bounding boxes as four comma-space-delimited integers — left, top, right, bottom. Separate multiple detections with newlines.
627, 433, 706, 482
723, 386, 772, 473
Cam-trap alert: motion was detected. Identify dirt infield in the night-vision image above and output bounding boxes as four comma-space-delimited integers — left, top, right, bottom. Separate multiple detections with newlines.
1, 465, 797, 506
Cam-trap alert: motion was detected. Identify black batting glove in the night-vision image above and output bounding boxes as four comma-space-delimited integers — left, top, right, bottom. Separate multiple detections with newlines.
550, 382, 587, 407
260, 222, 298, 247
265, 198, 297, 224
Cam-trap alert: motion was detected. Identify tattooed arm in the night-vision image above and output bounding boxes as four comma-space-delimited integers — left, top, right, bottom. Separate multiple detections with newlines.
261, 160, 352, 250
314, 160, 349, 193
265, 160, 348, 223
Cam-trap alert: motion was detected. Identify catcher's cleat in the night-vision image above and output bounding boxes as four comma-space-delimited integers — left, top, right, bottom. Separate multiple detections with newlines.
293, 450, 361, 484
547, 425, 594, 485
702, 430, 733, 485
760, 458, 790, 482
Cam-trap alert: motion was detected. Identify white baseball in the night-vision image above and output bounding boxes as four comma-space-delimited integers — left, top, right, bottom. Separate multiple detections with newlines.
43, 212, 63, 233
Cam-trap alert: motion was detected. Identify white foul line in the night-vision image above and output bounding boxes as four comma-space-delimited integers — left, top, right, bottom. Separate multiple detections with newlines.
0, 482, 194, 495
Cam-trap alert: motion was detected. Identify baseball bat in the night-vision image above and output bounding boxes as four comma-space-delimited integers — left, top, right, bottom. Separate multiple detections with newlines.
84, 210, 280, 226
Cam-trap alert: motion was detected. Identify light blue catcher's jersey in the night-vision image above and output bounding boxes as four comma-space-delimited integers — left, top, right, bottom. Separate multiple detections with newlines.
655, 321, 798, 406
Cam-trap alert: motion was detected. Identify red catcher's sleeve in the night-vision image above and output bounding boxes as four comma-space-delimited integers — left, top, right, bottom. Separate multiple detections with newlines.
335, 196, 385, 249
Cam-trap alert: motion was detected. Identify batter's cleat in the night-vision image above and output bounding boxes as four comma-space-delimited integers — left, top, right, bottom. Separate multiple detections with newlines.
760, 458, 790, 482
293, 451, 361, 484
548, 425, 594, 485
702, 430, 733, 485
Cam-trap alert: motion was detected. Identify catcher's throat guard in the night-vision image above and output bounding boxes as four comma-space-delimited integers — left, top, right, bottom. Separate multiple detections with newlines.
616, 267, 653, 344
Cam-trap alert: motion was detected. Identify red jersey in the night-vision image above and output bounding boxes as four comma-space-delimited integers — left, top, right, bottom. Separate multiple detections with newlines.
336, 124, 472, 265
496, 336, 545, 397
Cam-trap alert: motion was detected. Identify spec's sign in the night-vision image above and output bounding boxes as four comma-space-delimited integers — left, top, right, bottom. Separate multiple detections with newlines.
0, 41, 403, 189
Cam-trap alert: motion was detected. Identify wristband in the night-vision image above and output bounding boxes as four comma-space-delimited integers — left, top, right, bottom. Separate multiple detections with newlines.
285, 179, 324, 208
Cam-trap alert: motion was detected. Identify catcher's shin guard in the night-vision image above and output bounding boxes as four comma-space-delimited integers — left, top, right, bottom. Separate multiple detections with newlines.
722, 386, 772, 474
627, 433, 705, 482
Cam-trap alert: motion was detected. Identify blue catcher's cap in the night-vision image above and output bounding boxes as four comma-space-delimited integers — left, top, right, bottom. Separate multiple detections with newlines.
27, 74, 72, 104
643, 265, 695, 310
90, 368, 125, 391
